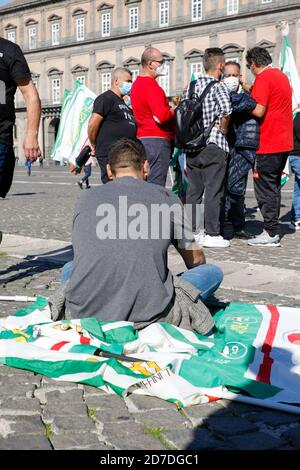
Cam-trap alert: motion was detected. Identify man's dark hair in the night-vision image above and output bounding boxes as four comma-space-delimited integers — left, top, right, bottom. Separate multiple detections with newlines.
203, 48, 225, 72
108, 138, 146, 173
246, 47, 272, 67
225, 60, 241, 71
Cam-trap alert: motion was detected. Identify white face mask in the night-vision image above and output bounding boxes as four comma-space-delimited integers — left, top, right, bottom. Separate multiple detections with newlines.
224, 76, 240, 93
156, 62, 167, 76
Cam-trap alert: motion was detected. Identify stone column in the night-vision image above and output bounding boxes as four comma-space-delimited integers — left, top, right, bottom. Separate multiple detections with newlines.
246, 26, 256, 82
176, 0, 183, 20
40, 58, 47, 103
175, 38, 184, 95
19, 13, 24, 47
40, 8, 46, 47
116, 0, 123, 30
274, 22, 282, 68
89, 50, 96, 92
65, 55, 71, 91
209, 32, 218, 48
66, 3, 71, 41
116, 47, 123, 67
91, 0, 96, 38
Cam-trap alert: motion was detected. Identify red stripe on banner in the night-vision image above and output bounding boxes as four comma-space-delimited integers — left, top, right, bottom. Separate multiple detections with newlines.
256, 305, 280, 384
80, 336, 90, 344
51, 341, 69, 351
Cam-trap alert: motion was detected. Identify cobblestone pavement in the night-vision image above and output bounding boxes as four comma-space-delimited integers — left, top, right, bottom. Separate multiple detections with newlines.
1, 167, 300, 450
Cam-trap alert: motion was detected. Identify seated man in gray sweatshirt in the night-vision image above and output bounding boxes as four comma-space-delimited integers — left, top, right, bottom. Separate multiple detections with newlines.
61, 138, 223, 334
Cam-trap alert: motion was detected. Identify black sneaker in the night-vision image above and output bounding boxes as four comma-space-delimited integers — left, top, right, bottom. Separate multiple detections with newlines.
234, 229, 255, 240
77, 181, 83, 190
86, 185, 91, 189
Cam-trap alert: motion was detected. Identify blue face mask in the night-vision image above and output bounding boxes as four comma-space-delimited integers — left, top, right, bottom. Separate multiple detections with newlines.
119, 81, 132, 96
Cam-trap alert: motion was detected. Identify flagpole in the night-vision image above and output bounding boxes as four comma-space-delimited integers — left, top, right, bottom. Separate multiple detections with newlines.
208, 390, 300, 415
0, 296, 39, 302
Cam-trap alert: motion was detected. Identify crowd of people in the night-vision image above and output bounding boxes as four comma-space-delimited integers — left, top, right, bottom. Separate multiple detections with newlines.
0, 35, 299, 331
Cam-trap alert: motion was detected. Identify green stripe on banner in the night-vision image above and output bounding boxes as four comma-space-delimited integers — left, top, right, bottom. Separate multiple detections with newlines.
2, 357, 104, 378
103, 326, 137, 344
161, 323, 212, 350
13, 297, 48, 317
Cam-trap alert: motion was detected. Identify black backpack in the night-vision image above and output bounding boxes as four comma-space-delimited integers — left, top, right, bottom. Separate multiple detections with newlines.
175, 79, 217, 155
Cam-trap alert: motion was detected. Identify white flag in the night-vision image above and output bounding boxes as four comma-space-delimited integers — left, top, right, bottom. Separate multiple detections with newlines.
51, 81, 96, 165
280, 34, 300, 115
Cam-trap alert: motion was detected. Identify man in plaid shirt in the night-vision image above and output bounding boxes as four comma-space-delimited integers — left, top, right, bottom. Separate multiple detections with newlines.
184, 48, 232, 248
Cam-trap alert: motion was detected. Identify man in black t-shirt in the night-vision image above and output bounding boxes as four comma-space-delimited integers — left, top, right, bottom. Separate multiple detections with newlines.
88, 67, 137, 184
0, 38, 41, 200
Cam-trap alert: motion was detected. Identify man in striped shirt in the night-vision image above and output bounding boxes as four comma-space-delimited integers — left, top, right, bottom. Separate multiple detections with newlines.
184, 48, 232, 248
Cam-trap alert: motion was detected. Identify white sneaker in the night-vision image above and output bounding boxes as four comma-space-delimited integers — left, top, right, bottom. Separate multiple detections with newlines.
203, 235, 230, 248
247, 230, 281, 247
289, 220, 300, 231
194, 230, 205, 246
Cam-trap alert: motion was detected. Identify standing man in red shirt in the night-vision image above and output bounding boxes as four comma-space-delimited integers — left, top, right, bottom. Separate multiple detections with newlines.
130, 47, 174, 186
246, 47, 293, 247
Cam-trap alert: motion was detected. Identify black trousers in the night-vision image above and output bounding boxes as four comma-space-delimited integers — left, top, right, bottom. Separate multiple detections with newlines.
186, 143, 227, 235
254, 152, 288, 237
0, 144, 15, 199
96, 156, 110, 184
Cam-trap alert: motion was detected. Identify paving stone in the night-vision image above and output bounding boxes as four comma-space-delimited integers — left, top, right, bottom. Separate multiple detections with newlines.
102, 422, 167, 450
0, 383, 35, 398
0, 415, 45, 437
219, 400, 260, 416
133, 409, 190, 430
52, 415, 96, 434
93, 407, 133, 424
0, 397, 41, 415
246, 410, 300, 427
206, 415, 257, 436
45, 388, 84, 403
74, 444, 115, 450
84, 393, 128, 410
282, 426, 300, 449
228, 431, 285, 450
0, 435, 52, 450
50, 433, 103, 450
82, 384, 107, 396
183, 402, 230, 426
127, 395, 175, 411
43, 402, 88, 421
162, 428, 227, 450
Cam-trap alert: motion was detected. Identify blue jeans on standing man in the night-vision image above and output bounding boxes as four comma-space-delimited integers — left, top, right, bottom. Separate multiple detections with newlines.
290, 156, 300, 222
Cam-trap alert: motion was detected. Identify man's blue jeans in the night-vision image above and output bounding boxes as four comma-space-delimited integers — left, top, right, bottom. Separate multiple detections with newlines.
61, 262, 223, 302
290, 156, 300, 222
0, 143, 15, 199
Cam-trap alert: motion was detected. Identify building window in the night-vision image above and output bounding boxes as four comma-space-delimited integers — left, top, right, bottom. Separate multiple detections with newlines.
52, 78, 61, 104
129, 7, 138, 32
76, 17, 85, 41
51, 23, 60, 46
159, 1, 169, 27
101, 72, 111, 93
101, 12, 111, 37
192, 0, 202, 21
158, 64, 170, 97
76, 75, 85, 85
28, 27, 36, 49
227, 0, 239, 15
7, 31, 15, 42
191, 62, 203, 78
